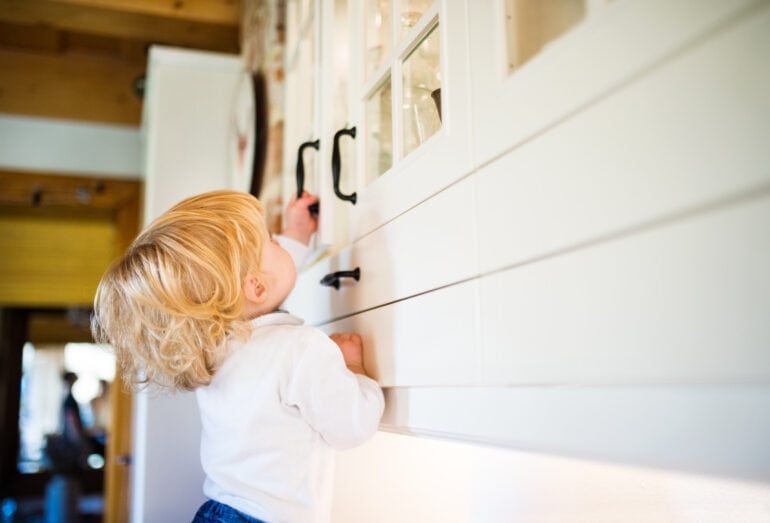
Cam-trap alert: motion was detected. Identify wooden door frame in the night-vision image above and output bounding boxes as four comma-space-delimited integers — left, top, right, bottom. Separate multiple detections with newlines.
0, 308, 28, 496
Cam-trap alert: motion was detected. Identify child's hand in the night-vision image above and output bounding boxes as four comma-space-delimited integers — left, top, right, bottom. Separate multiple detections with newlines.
329, 332, 366, 375
283, 191, 319, 245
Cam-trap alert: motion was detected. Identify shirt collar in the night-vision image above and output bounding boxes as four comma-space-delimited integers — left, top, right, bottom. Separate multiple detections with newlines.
250, 310, 305, 328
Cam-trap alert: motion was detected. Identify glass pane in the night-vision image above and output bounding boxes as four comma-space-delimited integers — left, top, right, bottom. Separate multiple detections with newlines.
365, 0, 391, 80
365, 78, 393, 183
402, 24, 441, 158
505, 0, 586, 72
399, 0, 433, 38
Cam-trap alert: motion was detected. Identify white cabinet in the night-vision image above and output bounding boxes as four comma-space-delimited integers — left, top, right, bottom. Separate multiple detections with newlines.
475, 2, 770, 275
279, 0, 770, 480
466, 0, 760, 166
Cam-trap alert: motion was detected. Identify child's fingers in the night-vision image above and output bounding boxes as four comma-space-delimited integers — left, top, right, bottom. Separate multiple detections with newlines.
299, 192, 319, 206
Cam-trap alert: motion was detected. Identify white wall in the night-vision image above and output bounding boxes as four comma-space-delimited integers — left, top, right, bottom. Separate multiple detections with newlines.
0, 114, 141, 177
134, 46, 243, 523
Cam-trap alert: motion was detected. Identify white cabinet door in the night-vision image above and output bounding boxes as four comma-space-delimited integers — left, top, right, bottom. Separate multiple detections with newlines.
475, 4, 770, 275
285, 0, 361, 249
315, 0, 359, 247
467, 0, 761, 167
283, 0, 323, 222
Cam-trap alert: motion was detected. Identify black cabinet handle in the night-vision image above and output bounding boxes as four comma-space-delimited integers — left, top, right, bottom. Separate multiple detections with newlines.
331, 126, 357, 204
296, 139, 320, 215
320, 267, 360, 290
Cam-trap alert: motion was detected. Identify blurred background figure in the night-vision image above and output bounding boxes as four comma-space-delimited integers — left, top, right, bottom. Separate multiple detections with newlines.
85, 380, 110, 460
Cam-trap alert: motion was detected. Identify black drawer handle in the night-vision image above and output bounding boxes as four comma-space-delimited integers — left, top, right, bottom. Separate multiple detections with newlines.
320, 267, 360, 290
331, 126, 357, 204
296, 139, 320, 215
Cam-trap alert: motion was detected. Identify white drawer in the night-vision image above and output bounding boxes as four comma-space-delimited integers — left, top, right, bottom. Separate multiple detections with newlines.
476, 7, 770, 275
283, 175, 478, 325
317, 278, 480, 387
480, 193, 770, 386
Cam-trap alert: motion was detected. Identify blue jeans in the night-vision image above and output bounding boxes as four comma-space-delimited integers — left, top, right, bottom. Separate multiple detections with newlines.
192, 500, 267, 523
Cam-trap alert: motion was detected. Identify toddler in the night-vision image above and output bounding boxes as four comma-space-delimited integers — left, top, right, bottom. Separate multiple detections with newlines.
92, 190, 384, 523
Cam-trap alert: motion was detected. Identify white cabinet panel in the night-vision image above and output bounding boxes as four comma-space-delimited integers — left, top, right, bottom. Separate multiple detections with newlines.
380, 384, 770, 481
476, 4, 770, 274
284, 174, 478, 324
318, 279, 480, 387
480, 194, 770, 386
333, 430, 770, 523
467, 0, 762, 166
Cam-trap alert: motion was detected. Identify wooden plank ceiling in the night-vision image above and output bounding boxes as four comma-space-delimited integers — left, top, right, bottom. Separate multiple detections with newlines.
0, 0, 241, 125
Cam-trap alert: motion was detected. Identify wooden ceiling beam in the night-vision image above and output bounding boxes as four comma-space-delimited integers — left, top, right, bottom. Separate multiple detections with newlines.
0, 0, 239, 53
0, 47, 144, 125
0, 171, 141, 215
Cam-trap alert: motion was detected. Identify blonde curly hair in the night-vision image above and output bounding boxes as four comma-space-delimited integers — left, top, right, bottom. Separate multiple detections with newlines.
92, 190, 268, 391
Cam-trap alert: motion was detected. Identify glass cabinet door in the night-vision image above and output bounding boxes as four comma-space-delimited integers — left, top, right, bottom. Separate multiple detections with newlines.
350, 0, 472, 240
361, 0, 443, 187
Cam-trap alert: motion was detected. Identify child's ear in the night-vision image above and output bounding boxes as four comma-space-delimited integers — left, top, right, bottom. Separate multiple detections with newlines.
243, 274, 267, 304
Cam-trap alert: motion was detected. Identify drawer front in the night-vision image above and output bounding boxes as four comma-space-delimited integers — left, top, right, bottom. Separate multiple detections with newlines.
475, 7, 770, 275
317, 279, 480, 388
480, 193, 770, 386
283, 175, 478, 325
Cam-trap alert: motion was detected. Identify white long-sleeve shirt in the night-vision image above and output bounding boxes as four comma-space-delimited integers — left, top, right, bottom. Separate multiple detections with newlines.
196, 313, 384, 522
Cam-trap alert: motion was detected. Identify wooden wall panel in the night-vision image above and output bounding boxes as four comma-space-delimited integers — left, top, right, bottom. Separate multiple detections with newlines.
0, 214, 116, 306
